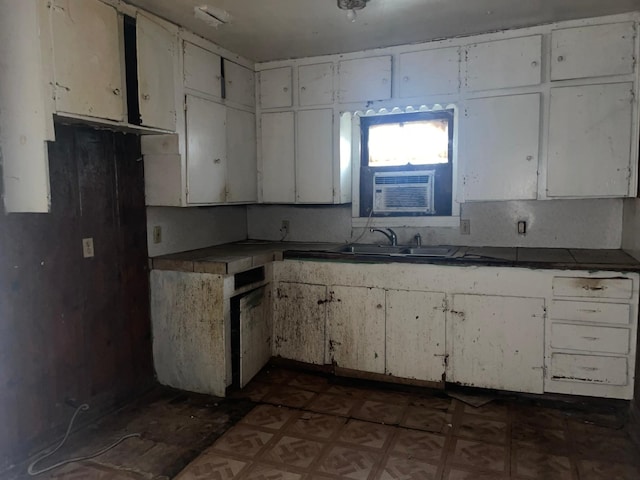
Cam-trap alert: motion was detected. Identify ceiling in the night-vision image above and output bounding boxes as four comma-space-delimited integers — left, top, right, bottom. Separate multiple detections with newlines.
125, 0, 640, 62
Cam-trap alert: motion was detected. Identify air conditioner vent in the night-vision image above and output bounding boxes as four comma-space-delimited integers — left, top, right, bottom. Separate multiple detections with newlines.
373, 171, 435, 214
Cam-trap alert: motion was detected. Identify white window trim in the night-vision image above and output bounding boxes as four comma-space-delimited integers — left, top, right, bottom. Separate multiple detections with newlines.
350, 104, 460, 227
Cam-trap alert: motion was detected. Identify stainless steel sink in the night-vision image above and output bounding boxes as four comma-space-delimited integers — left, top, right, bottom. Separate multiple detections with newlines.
335, 244, 458, 257
404, 246, 459, 257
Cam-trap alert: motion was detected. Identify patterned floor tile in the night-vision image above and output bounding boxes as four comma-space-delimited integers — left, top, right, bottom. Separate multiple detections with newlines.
364, 389, 414, 406
260, 435, 324, 468
572, 433, 639, 464
212, 425, 273, 457
408, 395, 453, 412
318, 446, 380, 480
577, 459, 640, 480
567, 419, 627, 438
390, 429, 446, 461
174, 452, 248, 479
461, 402, 509, 420
324, 385, 368, 398
512, 447, 572, 480
242, 463, 303, 480
306, 393, 360, 416
288, 373, 329, 393
442, 465, 508, 479
263, 386, 317, 409
513, 406, 566, 430
230, 381, 272, 402
254, 369, 299, 385
448, 438, 506, 472
337, 420, 394, 449
512, 424, 567, 454
401, 406, 453, 433
352, 400, 405, 425
285, 411, 346, 440
455, 415, 507, 444
376, 454, 439, 480
241, 405, 298, 431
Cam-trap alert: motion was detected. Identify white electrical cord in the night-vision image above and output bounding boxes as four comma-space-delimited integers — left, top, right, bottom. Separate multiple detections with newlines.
27, 403, 141, 476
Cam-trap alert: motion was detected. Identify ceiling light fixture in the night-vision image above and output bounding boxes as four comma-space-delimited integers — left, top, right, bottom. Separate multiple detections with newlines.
194, 5, 232, 28
338, 0, 370, 23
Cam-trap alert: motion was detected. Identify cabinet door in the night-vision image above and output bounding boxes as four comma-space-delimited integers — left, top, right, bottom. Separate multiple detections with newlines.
259, 67, 293, 109
299, 63, 334, 106
326, 286, 385, 374
137, 15, 176, 131
551, 22, 635, 81
224, 60, 255, 107
52, 0, 123, 121
274, 283, 327, 365
296, 109, 334, 203
547, 83, 632, 197
386, 290, 446, 382
339, 56, 392, 103
465, 36, 542, 91
186, 95, 227, 204
226, 108, 257, 203
261, 112, 296, 203
184, 42, 222, 98
462, 93, 540, 201
240, 286, 272, 388
399, 47, 459, 98
448, 295, 545, 393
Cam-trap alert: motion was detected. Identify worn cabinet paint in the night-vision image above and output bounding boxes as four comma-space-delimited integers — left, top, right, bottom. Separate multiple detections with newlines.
462, 93, 540, 201
186, 95, 227, 204
224, 60, 255, 107
299, 63, 334, 106
465, 36, 542, 91
184, 42, 222, 98
386, 290, 446, 382
326, 286, 386, 373
226, 108, 257, 203
273, 282, 327, 365
259, 67, 293, 109
448, 294, 546, 393
137, 14, 176, 131
398, 47, 459, 98
261, 112, 296, 203
547, 83, 633, 198
551, 22, 636, 81
52, 0, 123, 121
338, 56, 392, 103
550, 353, 628, 386
296, 109, 334, 203
240, 286, 272, 387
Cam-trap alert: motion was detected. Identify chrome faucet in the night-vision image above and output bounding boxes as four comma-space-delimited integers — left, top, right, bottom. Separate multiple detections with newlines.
370, 228, 398, 246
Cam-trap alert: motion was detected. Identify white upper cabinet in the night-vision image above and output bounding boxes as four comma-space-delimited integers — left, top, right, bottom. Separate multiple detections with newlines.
226, 107, 257, 203
184, 42, 222, 98
186, 95, 227, 204
551, 22, 636, 81
462, 93, 540, 201
547, 83, 633, 198
137, 15, 176, 131
52, 0, 124, 121
339, 56, 392, 103
299, 63, 334, 106
296, 109, 334, 203
261, 112, 296, 203
224, 60, 255, 107
465, 35, 542, 91
259, 67, 293, 109
398, 47, 459, 98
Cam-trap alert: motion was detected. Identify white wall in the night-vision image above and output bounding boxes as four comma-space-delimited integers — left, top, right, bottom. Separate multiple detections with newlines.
623, 198, 640, 261
147, 206, 247, 257
248, 199, 623, 249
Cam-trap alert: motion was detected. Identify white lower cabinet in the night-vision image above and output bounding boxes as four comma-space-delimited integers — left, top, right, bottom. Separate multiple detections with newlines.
326, 286, 386, 374
273, 282, 327, 365
447, 294, 546, 393
240, 285, 272, 388
386, 289, 446, 382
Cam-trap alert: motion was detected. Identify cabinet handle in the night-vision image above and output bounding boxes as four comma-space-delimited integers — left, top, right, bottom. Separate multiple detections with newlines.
526, 155, 533, 161
403, 76, 409, 82
143, 94, 150, 101
112, 88, 121, 95
213, 158, 221, 164
557, 55, 565, 62
531, 61, 538, 68
283, 87, 289, 92
301, 86, 306, 91
582, 336, 599, 341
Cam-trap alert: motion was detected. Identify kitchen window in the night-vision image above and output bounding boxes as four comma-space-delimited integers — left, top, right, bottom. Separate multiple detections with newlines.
358, 110, 455, 220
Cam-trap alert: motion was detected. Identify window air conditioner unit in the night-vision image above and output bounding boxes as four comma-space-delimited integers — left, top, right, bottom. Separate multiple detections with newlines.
373, 170, 435, 214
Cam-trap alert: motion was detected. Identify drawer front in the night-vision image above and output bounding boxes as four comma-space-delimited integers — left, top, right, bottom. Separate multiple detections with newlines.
549, 300, 630, 325
550, 323, 630, 354
552, 277, 633, 299
550, 353, 628, 385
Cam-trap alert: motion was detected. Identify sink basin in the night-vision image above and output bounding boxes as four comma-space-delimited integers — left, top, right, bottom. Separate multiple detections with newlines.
405, 246, 459, 257
336, 245, 408, 255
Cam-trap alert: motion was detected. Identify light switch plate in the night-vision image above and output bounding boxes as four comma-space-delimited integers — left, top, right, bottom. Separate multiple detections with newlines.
153, 226, 162, 244
82, 238, 94, 258
460, 219, 471, 235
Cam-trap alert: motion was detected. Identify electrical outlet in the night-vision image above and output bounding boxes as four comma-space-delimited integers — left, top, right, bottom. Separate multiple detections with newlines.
518, 220, 527, 235
82, 238, 94, 258
460, 219, 471, 235
153, 226, 162, 244
280, 220, 290, 236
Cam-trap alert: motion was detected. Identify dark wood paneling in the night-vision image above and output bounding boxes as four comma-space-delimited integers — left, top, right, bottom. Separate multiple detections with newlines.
0, 124, 153, 467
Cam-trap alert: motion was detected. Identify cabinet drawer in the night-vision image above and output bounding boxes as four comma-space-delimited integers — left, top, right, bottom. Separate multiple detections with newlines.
549, 300, 630, 325
550, 353, 628, 386
550, 323, 630, 354
552, 277, 633, 299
